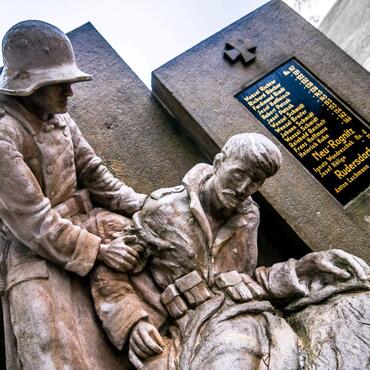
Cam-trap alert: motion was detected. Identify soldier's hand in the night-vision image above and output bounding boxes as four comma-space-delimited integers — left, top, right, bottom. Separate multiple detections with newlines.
97, 235, 140, 272
129, 320, 164, 369
295, 249, 370, 281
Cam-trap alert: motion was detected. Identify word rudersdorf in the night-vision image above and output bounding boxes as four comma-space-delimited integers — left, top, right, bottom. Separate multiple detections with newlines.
236, 58, 370, 205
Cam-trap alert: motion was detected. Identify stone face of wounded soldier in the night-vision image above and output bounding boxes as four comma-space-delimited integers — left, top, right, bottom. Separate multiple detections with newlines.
204, 133, 281, 215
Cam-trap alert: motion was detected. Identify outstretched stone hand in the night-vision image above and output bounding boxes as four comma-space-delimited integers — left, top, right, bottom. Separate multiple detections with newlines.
97, 235, 142, 272
295, 249, 370, 281
129, 320, 165, 370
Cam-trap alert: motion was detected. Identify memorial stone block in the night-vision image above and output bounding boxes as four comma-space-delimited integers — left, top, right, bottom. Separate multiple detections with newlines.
152, 0, 370, 262
1, 17, 369, 370
67, 23, 206, 194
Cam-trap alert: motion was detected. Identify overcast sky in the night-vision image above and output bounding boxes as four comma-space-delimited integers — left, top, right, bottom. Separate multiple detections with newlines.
0, 0, 334, 87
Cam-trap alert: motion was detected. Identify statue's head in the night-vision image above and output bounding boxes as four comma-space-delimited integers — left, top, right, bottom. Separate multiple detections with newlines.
0, 20, 91, 115
0, 20, 91, 96
212, 133, 282, 211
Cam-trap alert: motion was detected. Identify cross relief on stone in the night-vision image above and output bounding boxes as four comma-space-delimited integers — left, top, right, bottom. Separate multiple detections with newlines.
223, 39, 257, 65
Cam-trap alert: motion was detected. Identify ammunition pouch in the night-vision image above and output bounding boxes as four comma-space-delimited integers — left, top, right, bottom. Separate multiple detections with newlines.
160, 270, 212, 318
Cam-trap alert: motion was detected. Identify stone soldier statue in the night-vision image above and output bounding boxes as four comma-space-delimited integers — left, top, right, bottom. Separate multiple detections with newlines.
0, 20, 146, 369
91, 133, 370, 370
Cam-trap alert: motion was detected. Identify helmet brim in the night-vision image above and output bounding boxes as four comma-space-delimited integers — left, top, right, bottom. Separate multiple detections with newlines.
0, 65, 92, 96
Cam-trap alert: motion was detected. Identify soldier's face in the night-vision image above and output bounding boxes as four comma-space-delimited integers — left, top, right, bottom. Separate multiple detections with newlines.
213, 154, 266, 210
31, 83, 73, 114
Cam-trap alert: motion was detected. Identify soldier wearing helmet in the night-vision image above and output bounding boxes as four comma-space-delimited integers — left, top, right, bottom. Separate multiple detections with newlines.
0, 20, 147, 369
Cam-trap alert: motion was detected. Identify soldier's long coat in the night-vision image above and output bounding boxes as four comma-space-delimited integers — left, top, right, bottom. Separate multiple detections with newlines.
0, 95, 143, 369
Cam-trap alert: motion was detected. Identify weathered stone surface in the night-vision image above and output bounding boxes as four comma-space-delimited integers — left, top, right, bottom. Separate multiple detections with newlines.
0, 23, 308, 366
68, 23, 206, 194
287, 291, 370, 370
152, 0, 370, 262
90, 132, 370, 369
0, 18, 368, 370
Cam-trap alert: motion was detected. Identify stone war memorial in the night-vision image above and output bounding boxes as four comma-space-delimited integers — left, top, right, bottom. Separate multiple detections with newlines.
0, 1, 369, 369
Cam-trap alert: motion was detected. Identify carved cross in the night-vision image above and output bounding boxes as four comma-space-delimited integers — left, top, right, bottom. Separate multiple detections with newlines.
224, 39, 257, 65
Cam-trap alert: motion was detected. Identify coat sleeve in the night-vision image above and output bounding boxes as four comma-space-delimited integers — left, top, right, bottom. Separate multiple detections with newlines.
91, 265, 167, 350
67, 115, 146, 216
254, 259, 308, 306
0, 134, 101, 276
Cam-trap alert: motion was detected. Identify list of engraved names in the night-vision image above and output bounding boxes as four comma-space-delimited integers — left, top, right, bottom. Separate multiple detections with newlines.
236, 58, 370, 205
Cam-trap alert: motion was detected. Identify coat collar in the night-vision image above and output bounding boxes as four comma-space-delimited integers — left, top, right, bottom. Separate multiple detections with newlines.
0, 95, 67, 136
182, 163, 255, 256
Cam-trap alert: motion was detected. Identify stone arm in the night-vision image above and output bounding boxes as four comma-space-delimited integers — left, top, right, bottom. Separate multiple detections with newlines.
255, 249, 370, 310
91, 265, 167, 351
254, 258, 307, 307
67, 115, 146, 216
0, 136, 100, 276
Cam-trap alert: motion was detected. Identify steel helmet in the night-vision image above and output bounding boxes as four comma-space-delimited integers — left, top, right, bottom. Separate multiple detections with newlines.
0, 20, 92, 96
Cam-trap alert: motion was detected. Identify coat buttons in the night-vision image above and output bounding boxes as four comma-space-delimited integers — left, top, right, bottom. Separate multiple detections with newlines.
0, 107, 5, 117
46, 165, 53, 174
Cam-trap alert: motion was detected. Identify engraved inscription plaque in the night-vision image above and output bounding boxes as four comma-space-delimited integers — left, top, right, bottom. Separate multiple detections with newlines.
236, 58, 370, 205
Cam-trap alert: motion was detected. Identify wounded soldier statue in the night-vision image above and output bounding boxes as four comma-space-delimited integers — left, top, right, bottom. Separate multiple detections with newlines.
91, 133, 370, 370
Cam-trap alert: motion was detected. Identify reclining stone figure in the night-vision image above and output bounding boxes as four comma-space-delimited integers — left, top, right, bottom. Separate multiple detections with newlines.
91, 133, 370, 370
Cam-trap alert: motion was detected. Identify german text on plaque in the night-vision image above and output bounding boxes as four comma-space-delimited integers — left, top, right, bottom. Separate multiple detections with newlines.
236, 58, 370, 205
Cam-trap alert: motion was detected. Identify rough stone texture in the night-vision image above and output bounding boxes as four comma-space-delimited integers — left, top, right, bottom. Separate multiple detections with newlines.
152, 0, 370, 262
0, 21, 309, 367
320, 0, 370, 72
287, 291, 370, 370
67, 23, 206, 194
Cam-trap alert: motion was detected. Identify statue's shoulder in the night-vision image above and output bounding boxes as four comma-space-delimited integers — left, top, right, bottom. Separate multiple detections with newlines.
149, 185, 186, 201
139, 185, 187, 222
0, 106, 22, 138
59, 113, 76, 128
